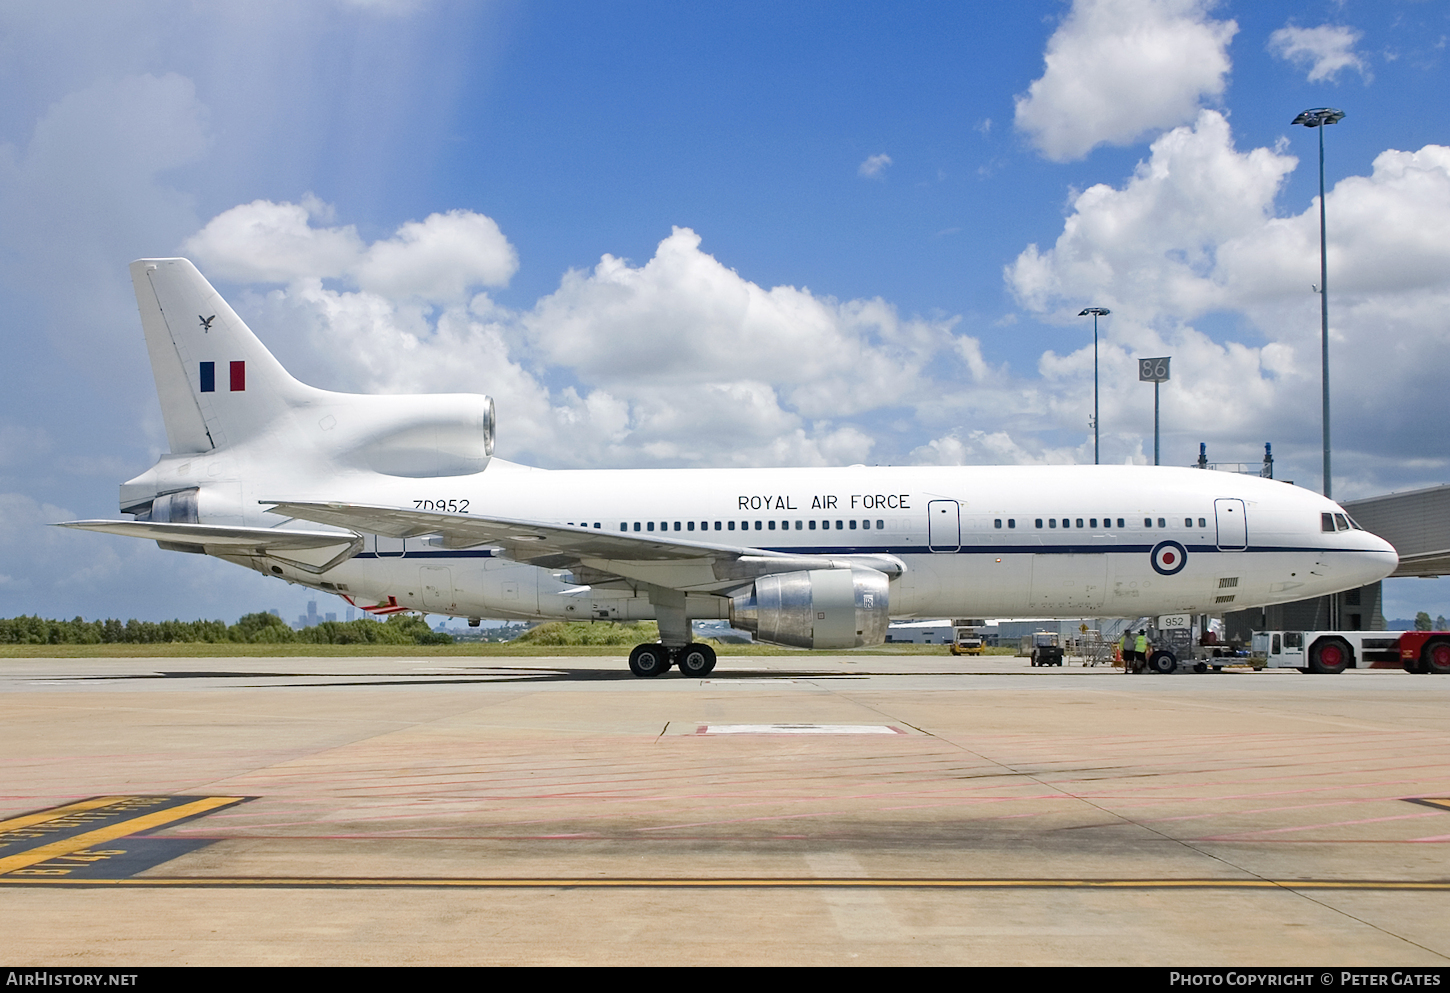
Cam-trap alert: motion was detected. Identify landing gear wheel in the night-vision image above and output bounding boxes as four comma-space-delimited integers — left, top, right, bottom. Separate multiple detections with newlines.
675, 643, 717, 677
628, 643, 670, 678
1308, 637, 1351, 674
1148, 650, 1177, 674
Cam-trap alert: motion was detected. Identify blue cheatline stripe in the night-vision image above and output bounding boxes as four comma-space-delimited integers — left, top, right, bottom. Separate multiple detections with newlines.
344, 543, 1359, 562
199, 362, 214, 393
355, 550, 498, 556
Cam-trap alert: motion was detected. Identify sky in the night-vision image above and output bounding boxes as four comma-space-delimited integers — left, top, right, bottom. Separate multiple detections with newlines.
1, 0, 1448, 624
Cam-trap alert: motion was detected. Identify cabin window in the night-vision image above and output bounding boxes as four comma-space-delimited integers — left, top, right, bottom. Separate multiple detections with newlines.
836, 520, 844, 529
809, 520, 817, 530
1157, 518, 1165, 528
1089, 519, 1097, 528
796, 520, 803, 530
1049, 519, 1057, 528
728, 521, 735, 531
714, 521, 721, 530
687, 521, 695, 531
1075, 518, 1083, 528
1144, 518, 1153, 528
647, 522, 655, 532
754, 521, 762, 530
994, 519, 1002, 529
1185, 518, 1193, 527
877, 520, 884, 529
673, 522, 680, 531
1008, 519, 1015, 529
1117, 518, 1124, 528
620, 523, 627, 531
1035, 519, 1043, 528
768, 520, 776, 530
848, 520, 856, 530
1198, 518, 1206, 528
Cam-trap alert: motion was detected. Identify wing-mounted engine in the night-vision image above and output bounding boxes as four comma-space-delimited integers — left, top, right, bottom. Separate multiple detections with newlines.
729, 567, 890, 649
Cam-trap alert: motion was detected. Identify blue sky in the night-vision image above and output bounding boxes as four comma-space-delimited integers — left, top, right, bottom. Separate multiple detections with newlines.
1, 0, 1448, 623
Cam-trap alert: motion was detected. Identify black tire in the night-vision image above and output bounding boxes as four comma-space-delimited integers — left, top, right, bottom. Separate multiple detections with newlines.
676, 643, 717, 676
1307, 637, 1352, 674
628, 643, 670, 678
1148, 650, 1177, 674
1421, 638, 1450, 675
1193, 662, 1207, 673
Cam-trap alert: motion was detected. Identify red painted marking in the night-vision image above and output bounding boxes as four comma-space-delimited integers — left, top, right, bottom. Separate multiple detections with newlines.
229, 361, 245, 391
1163, 552, 1175, 564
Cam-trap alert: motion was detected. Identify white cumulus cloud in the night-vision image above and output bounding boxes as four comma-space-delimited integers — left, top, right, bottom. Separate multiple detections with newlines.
1269, 24, 1369, 83
1014, 0, 1237, 162
1004, 111, 1450, 487
183, 200, 517, 302
858, 153, 892, 179
195, 210, 975, 470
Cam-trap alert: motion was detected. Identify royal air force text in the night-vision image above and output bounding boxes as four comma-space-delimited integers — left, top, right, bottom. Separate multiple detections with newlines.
736, 494, 911, 511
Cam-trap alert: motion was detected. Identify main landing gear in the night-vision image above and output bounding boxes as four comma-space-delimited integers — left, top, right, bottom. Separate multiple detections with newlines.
628, 642, 717, 678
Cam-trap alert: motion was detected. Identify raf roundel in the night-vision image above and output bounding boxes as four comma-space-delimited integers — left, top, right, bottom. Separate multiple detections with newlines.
1150, 540, 1188, 576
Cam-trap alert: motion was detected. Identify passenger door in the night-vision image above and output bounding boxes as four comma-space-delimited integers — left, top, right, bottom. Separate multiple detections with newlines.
928, 500, 960, 553
1214, 498, 1247, 550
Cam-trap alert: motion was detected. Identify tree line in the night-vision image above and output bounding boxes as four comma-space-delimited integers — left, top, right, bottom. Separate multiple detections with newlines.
0, 612, 453, 645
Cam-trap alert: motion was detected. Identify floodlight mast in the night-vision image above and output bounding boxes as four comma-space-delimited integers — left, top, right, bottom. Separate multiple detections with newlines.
1292, 107, 1344, 499
1078, 307, 1110, 465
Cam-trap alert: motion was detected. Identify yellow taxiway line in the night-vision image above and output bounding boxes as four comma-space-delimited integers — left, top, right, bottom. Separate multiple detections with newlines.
3, 876, 1450, 890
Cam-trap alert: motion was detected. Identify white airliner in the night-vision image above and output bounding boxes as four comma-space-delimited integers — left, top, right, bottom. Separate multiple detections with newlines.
60, 259, 1398, 676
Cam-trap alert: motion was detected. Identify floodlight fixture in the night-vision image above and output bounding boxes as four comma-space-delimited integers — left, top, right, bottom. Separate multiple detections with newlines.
1078, 307, 1110, 465
1292, 107, 1344, 498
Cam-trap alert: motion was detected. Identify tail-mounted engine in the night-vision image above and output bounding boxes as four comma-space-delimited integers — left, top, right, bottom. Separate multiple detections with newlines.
729, 567, 890, 649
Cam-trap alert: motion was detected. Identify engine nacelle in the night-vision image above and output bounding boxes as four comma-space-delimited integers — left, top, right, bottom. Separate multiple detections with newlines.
729, 568, 890, 650
343, 393, 496, 478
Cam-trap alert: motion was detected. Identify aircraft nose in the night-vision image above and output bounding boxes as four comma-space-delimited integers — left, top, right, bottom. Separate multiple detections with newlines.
1357, 533, 1399, 583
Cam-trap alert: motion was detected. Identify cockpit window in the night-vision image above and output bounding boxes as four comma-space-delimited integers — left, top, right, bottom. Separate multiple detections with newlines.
1321, 513, 1335, 533
1334, 513, 1350, 531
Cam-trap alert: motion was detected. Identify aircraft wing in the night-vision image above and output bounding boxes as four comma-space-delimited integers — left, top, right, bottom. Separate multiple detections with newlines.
56, 520, 362, 575
265, 500, 903, 593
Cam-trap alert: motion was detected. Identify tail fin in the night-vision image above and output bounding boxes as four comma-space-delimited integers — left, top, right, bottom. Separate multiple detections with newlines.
130, 258, 314, 452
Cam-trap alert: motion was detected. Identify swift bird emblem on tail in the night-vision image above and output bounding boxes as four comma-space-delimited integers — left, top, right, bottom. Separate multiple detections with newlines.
199, 314, 215, 332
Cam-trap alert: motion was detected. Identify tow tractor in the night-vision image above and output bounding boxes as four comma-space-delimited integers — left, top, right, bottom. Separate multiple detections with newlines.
1251, 629, 1450, 674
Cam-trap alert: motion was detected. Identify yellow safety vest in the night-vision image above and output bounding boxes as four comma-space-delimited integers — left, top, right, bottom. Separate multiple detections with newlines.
1135, 635, 1148, 654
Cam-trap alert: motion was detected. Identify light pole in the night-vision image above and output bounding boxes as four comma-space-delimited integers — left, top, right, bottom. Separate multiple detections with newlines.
1079, 307, 1110, 465
1292, 107, 1344, 499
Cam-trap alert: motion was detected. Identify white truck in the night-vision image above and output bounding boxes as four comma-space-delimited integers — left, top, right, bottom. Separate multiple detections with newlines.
1250, 629, 1450, 674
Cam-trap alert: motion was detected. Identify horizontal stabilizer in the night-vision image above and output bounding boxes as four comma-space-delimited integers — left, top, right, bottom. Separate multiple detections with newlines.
56, 520, 362, 575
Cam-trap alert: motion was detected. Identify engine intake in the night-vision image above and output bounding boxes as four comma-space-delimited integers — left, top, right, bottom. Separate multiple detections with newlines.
729, 568, 890, 649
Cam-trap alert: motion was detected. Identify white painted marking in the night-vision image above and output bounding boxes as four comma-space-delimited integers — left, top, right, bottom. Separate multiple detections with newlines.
700, 724, 904, 735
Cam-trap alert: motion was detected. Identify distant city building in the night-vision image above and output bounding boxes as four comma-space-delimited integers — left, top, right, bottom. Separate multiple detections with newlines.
296, 600, 321, 629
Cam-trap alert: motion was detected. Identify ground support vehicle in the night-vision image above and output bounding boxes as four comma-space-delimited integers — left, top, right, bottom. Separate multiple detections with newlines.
949, 620, 987, 656
1027, 632, 1064, 667
1250, 630, 1450, 674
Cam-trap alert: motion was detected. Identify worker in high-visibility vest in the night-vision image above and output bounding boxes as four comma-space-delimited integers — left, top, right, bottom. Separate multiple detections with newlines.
1135, 630, 1149, 662
1119, 631, 1132, 662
